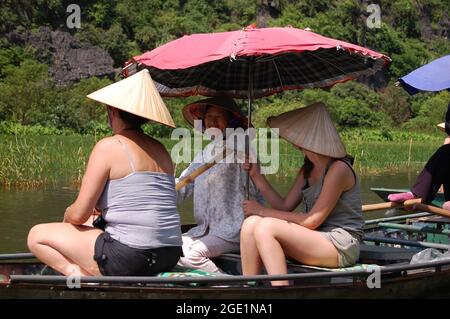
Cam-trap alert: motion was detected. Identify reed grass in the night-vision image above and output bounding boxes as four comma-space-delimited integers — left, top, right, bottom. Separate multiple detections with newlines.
0, 134, 442, 187
0, 135, 95, 188
271, 139, 441, 177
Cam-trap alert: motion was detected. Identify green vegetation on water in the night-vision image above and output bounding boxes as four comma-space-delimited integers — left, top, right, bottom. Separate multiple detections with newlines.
1, 130, 442, 187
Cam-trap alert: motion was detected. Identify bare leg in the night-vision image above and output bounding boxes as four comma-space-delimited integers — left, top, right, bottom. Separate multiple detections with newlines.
28, 222, 104, 276
253, 217, 339, 286
240, 215, 264, 276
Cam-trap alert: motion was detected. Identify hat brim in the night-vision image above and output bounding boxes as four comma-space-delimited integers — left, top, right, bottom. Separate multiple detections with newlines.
87, 69, 175, 128
268, 123, 345, 159
266, 102, 347, 158
105, 104, 175, 128
182, 102, 251, 131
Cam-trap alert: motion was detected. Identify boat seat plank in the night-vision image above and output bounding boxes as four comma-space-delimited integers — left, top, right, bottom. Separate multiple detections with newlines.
358, 244, 420, 262
408, 216, 450, 224
214, 244, 420, 274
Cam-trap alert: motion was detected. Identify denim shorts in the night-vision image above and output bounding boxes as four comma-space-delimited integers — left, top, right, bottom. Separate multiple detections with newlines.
94, 232, 182, 276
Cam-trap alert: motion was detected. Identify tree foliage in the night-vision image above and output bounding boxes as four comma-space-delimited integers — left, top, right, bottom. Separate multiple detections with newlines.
0, 0, 448, 135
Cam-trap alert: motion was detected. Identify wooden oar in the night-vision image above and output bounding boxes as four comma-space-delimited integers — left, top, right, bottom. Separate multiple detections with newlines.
175, 162, 217, 191
175, 142, 249, 191
414, 203, 450, 218
362, 198, 450, 218
175, 148, 228, 191
362, 199, 422, 212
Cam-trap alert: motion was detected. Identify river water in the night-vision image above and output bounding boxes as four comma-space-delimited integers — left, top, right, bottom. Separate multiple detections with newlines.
0, 172, 417, 254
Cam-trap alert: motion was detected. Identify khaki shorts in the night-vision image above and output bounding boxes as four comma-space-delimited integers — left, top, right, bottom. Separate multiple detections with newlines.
319, 228, 361, 267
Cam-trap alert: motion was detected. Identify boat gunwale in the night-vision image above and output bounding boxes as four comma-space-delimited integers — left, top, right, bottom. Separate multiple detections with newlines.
3, 257, 450, 287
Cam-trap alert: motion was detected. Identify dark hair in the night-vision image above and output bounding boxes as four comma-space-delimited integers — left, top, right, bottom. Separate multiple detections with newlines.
302, 155, 314, 180
117, 109, 148, 128
303, 154, 354, 179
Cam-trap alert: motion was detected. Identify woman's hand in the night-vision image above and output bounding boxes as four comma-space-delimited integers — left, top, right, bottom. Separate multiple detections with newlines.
242, 161, 261, 179
243, 200, 265, 217
63, 205, 72, 223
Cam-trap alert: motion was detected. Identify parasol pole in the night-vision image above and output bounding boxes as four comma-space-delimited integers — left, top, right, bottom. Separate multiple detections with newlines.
246, 57, 255, 200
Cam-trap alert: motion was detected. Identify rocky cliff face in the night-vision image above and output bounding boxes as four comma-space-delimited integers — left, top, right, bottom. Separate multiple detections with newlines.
7, 27, 115, 86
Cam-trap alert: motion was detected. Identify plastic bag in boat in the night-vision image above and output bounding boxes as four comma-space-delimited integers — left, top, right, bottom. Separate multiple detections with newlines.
410, 248, 450, 264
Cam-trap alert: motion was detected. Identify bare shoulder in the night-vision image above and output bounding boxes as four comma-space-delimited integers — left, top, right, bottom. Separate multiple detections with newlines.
94, 136, 117, 148
145, 135, 170, 155
146, 135, 165, 148
89, 136, 119, 155
84, 137, 117, 168
328, 160, 352, 173
326, 160, 355, 188
143, 135, 173, 173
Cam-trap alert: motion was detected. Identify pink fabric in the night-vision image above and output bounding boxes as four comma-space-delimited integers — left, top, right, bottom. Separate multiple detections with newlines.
132, 26, 390, 70
387, 192, 416, 203
443, 201, 450, 211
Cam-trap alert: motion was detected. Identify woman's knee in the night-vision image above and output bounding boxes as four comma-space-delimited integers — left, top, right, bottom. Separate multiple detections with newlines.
27, 223, 68, 251
179, 251, 213, 269
183, 246, 207, 259
253, 217, 278, 240
241, 216, 262, 241
241, 215, 262, 235
27, 223, 47, 251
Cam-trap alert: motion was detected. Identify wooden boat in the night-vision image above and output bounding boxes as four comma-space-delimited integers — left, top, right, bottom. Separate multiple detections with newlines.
2, 234, 450, 298
3, 192, 450, 299
368, 187, 450, 245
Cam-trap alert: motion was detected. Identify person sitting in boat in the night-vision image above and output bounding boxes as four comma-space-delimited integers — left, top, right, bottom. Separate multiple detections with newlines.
176, 97, 263, 274
27, 70, 182, 276
388, 102, 450, 211
241, 102, 364, 286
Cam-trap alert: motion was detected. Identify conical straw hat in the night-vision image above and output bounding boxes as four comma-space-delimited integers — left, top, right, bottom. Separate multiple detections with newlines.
87, 69, 175, 128
183, 96, 250, 131
267, 102, 346, 158
438, 122, 445, 133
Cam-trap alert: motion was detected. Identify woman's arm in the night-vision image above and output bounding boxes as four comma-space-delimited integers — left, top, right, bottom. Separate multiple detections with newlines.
64, 139, 111, 225
243, 161, 355, 229
244, 162, 305, 211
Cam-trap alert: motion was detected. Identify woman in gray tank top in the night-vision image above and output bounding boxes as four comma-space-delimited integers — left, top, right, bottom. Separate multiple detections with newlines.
240, 102, 364, 286
27, 70, 182, 276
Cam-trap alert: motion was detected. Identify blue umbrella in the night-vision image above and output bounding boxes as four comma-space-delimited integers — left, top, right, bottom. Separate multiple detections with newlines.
398, 54, 450, 95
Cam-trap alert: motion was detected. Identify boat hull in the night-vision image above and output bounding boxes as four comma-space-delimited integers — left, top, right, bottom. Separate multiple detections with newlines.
2, 273, 450, 299
2, 259, 450, 299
